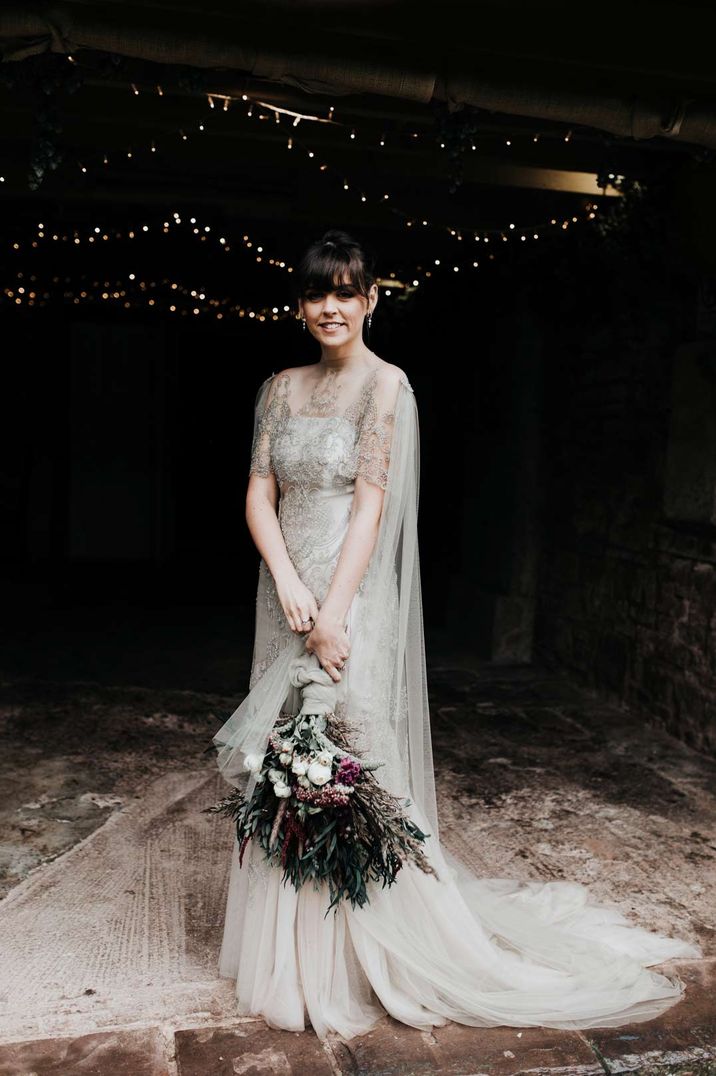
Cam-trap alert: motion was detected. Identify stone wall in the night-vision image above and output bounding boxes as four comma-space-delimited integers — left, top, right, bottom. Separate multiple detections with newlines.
534, 280, 716, 755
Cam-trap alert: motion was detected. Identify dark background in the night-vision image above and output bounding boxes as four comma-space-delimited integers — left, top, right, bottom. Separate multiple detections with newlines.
1, 1, 715, 753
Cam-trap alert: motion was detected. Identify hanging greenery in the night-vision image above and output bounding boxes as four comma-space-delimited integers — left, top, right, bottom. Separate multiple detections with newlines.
430, 99, 486, 194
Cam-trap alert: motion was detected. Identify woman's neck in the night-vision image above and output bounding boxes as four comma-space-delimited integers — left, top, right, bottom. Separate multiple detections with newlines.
318, 348, 377, 373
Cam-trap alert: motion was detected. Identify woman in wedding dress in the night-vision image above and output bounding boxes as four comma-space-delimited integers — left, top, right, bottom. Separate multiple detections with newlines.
212, 228, 701, 1042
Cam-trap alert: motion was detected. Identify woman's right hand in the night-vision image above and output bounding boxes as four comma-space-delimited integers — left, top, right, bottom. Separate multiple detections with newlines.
304, 612, 351, 683
275, 574, 320, 635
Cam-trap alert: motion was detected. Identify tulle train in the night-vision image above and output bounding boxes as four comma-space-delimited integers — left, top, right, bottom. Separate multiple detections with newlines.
218, 798, 701, 1042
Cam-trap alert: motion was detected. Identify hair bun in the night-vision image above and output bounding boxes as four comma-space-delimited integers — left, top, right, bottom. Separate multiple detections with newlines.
320, 229, 354, 247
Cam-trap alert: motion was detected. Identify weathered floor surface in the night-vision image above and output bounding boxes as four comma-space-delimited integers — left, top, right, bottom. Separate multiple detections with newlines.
0, 618, 714, 1075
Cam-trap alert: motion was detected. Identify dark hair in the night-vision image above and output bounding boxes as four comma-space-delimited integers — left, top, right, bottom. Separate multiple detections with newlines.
293, 229, 377, 305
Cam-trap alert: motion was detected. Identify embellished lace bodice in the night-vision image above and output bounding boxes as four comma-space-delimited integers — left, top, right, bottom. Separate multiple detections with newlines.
248, 364, 411, 601
272, 415, 358, 492
249, 363, 413, 493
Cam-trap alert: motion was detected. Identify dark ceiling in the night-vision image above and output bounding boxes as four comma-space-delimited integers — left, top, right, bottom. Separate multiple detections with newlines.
1, 1, 715, 278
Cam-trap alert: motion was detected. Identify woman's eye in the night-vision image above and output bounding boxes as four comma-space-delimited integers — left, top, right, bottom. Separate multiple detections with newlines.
305, 290, 353, 301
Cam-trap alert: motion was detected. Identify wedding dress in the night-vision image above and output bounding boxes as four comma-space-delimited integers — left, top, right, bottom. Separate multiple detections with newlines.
212, 361, 701, 1042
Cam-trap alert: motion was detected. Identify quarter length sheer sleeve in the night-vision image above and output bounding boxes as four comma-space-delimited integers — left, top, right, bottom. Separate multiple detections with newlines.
355, 368, 410, 491
248, 372, 290, 478
248, 375, 275, 477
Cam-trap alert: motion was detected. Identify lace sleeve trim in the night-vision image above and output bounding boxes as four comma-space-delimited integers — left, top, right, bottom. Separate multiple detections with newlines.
248, 372, 291, 478
354, 371, 412, 491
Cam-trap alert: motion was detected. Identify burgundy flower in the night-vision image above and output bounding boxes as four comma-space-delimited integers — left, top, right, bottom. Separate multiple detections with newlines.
336, 757, 362, 785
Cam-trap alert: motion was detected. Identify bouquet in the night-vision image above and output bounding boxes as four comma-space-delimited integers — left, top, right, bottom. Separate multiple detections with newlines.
204, 656, 439, 914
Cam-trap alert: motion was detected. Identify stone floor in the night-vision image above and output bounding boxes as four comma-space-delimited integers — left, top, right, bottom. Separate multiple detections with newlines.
0, 602, 714, 1074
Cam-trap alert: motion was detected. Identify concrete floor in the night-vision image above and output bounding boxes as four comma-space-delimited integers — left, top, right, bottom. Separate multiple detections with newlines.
0, 602, 714, 1075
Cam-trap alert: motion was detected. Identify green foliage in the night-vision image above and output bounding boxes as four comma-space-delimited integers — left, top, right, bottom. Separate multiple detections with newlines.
204, 710, 439, 914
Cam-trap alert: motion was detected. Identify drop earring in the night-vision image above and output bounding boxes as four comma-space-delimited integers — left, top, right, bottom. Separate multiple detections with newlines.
367, 311, 373, 329
301, 316, 306, 331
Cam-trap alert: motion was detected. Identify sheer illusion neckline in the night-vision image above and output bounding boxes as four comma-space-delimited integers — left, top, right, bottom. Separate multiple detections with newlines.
278, 364, 380, 421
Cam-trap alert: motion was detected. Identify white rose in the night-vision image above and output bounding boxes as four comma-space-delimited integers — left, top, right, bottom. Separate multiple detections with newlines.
307, 761, 332, 786
273, 782, 291, 798
267, 768, 284, 784
297, 775, 310, 788
243, 753, 264, 774
281, 740, 294, 753
291, 757, 308, 776
279, 751, 293, 765
316, 751, 334, 767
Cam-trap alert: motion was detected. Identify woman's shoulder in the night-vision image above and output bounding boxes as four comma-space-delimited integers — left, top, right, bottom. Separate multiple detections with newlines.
262, 364, 311, 387
256, 366, 303, 400
370, 359, 413, 394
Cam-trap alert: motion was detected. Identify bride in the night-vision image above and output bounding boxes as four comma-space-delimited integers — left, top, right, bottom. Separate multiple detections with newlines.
211, 228, 701, 1042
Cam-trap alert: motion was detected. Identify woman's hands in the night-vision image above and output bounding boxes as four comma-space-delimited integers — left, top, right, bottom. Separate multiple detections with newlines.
276, 574, 320, 635
304, 612, 351, 683
275, 570, 350, 681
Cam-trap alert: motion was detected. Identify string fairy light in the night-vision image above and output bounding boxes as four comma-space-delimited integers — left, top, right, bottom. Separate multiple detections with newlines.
47, 72, 609, 253
3, 189, 610, 322
5, 68, 617, 310
5, 192, 605, 295
3, 268, 299, 322
6, 214, 298, 273
245, 100, 604, 240
4, 266, 433, 320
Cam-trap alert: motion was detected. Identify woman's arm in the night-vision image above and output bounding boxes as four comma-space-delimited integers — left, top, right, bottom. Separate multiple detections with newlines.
246, 473, 320, 635
245, 471, 290, 582
304, 480, 382, 682
247, 371, 320, 636
315, 481, 385, 628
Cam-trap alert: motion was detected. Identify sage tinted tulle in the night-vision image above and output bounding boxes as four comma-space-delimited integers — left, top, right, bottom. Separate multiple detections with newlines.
213, 363, 701, 1042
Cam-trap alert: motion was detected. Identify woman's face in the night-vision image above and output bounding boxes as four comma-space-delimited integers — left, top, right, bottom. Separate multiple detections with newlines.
299, 275, 377, 347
